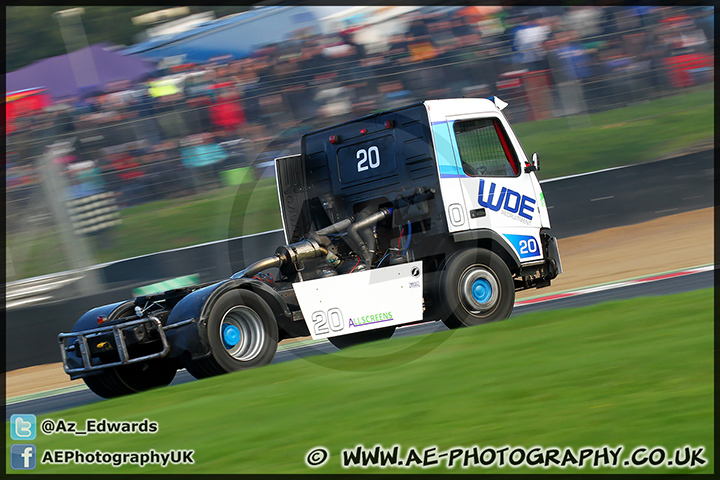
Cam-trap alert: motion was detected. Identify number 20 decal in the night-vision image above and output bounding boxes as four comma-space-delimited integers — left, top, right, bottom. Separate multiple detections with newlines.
311, 308, 344, 335
357, 146, 380, 172
518, 238, 539, 255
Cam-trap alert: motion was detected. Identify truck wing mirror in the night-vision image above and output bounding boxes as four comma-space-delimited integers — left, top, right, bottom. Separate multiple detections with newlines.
525, 152, 540, 173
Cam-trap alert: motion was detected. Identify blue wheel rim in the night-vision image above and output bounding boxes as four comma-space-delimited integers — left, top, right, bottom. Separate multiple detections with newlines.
461, 267, 500, 313
472, 278, 493, 304
222, 324, 241, 349
219, 305, 266, 361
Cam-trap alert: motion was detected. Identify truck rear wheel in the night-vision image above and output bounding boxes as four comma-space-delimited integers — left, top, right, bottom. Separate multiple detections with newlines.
439, 248, 514, 329
328, 326, 396, 350
184, 289, 278, 379
83, 360, 177, 398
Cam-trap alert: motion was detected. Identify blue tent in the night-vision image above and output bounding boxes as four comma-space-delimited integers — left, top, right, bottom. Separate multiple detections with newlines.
122, 6, 320, 63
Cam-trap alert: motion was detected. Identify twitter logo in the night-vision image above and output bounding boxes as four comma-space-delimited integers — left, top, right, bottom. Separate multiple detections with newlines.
11, 414, 36, 440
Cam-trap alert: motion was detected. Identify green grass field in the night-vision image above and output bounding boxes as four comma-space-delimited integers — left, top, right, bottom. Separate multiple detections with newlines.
8, 288, 713, 474
7, 85, 714, 279
7, 179, 283, 279
515, 85, 714, 179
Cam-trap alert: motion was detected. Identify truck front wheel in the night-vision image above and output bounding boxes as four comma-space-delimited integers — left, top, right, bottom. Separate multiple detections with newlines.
439, 248, 514, 329
184, 289, 278, 379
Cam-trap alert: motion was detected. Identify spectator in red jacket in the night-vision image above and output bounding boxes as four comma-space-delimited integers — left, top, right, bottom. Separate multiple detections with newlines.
109, 150, 146, 206
209, 89, 246, 136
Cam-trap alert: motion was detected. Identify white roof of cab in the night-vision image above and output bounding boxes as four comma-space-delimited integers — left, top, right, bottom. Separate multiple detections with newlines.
424, 98, 505, 123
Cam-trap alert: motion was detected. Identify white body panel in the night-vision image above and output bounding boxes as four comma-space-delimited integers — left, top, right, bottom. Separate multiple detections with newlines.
293, 261, 424, 340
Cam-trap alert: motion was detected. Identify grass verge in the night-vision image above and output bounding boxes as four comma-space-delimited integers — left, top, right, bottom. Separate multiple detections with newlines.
516, 85, 714, 179
7, 179, 282, 279
8, 288, 713, 474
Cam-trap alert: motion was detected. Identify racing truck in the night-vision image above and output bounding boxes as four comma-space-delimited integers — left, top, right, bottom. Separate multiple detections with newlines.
59, 97, 562, 398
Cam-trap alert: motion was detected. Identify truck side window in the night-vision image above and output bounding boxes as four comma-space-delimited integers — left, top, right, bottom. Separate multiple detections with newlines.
453, 118, 519, 177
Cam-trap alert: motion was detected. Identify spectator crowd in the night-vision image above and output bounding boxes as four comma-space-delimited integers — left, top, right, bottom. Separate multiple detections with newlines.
6, 5, 714, 234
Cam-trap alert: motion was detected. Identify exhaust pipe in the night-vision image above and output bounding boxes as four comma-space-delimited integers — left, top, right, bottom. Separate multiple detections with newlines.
232, 239, 329, 279
231, 208, 392, 278
231, 255, 283, 279
355, 207, 378, 259
347, 207, 392, 265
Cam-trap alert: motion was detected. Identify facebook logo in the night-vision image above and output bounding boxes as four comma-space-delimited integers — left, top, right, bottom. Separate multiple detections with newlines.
10, 414, 36, 440
11, 444, 37, 470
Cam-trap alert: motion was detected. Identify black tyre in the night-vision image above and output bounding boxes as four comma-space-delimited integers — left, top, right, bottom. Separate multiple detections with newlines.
78, 302, 177, 398
184, 289, 278, 379
439, 248, 514, 329
328, 326, 396, 350
83, 360, 177, 398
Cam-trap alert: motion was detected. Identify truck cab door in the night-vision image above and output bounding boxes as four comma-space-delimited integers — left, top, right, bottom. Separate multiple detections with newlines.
438, 113, 547, 262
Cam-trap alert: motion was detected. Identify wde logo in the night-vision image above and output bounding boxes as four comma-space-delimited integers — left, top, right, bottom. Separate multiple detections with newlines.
478, 179, 535, 224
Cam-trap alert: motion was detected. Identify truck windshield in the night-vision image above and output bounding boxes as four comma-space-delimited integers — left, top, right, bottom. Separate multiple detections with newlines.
453, 118, 519, 177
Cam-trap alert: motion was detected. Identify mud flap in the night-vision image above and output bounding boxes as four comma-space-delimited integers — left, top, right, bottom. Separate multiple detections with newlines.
546, 235, 563, 276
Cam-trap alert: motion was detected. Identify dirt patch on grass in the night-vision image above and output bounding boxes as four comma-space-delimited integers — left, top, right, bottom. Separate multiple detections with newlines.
6, 208, 713, 399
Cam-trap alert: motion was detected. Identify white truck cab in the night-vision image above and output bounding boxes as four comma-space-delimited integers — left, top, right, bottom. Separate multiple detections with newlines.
277, 96, 562, 339
428, 97, 553, 267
